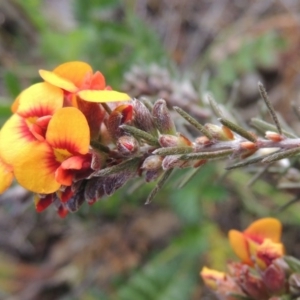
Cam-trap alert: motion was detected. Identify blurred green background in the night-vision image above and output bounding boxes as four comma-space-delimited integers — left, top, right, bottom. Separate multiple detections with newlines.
1, 1, 300, 299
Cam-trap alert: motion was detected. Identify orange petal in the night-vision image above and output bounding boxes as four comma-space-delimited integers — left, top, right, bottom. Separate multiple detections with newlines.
88, 71, 106, 90
228, 229, 252, 265
13, 141, 61, 194
39, 70, 78, 93
0, 158, 14, 193
55, 166, 73, 186
46, 107, 90, 155
244, 218, 282, 243
0, 114, 36, 164
53, 61, 92, 86
16, 82, 64, 118
77, 90, 131, 103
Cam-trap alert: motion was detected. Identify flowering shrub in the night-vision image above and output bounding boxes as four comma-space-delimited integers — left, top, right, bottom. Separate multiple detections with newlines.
2, 61, 300, 220
201, 218, 300, 300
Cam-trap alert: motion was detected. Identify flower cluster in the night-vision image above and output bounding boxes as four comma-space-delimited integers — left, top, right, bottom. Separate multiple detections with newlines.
200, 218, 300, 300
2, 62, 300, 218
0, 61, 130, 217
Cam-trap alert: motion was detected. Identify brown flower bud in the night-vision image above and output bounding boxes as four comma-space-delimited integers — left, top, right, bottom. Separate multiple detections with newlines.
194, 136, 211, 146
132, 99, 157, 136
65, 187, 85, 213
205, 123, 233, 141
152, 99, 176, 134
117, 135, 139, 157
232, 264, 269, 299
159, 135, 179, 147
142, 155, 163, 170
107, 104, 133, 139
159, 133, 192, 148
262, 262, 286, 294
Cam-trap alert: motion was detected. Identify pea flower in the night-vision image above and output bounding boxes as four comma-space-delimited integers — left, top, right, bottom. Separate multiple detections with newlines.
228, 218, 283, 266
38, 61, 131, 139
0, 81, 91, 194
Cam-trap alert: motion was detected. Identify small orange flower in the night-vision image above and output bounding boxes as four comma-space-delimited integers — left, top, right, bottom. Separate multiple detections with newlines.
228, 218, 283, 266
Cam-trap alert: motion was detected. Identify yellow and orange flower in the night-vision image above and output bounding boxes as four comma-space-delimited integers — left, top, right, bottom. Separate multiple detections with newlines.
0, 80, 92, 194
228, 218, 283, 267
39, 61, 130, 104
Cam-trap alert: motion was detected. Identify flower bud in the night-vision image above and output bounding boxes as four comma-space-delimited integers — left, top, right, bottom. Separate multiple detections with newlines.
84, 177, 105, 204
152, 99, 176, 134
117, 135, 139, 157
132, 99, 157, 136
204, 123, 234, 141
107, 104, 133, 139
142, 155, 163, 170
265, 131, 284, 142
159, 133, 192, 148
262, 262, 286, 294
237, 265, 269, 299
159, 135, 179, 147
65, 190, 85, 213
195, 136, 211, 146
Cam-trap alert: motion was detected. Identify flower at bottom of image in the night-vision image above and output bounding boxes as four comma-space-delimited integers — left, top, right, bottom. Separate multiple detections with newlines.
200, 218, 300, 300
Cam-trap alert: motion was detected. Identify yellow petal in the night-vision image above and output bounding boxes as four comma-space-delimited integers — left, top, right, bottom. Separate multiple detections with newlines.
13, 141, 60, 194
78, 90, 131, 103
17, 82, 64, 117
46, 107, 90, 155
0, 114, 36, 164
39, 70, 78, 92
53, 61, 92, 87
40, 61, 93, 92
0, 158, 13, 193
245, 218, 282, 243
228, 229, 252, 264
200, 267, 226, 290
